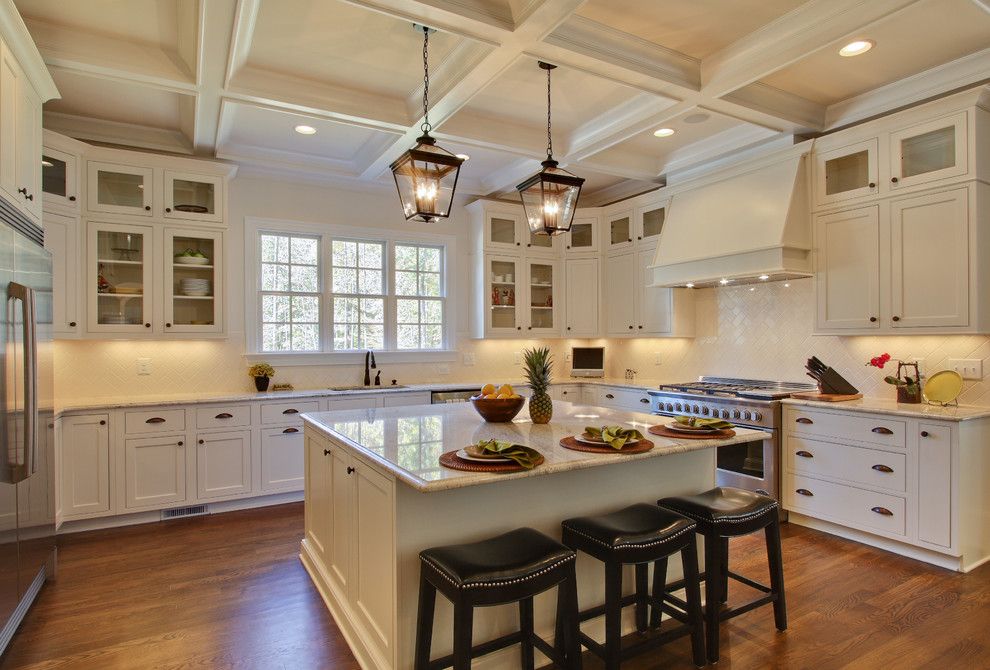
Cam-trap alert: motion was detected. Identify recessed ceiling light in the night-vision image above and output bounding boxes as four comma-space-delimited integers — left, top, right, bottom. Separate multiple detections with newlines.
758, 274, 770, 280
839, 40, 874, 57
653, 127, 676, 138
685, 282, 695, 288
456, 154, 470, 161
683, 113, 710, 124
294, 124, 317, 135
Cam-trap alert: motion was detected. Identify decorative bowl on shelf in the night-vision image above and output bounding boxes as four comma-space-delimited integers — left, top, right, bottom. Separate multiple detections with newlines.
174, 255, 210, 265
469, 395, 525, 423
174, 204, 210, 213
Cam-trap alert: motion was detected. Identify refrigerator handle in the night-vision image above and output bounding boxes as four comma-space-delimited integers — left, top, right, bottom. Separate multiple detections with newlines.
8, 282, 36, 481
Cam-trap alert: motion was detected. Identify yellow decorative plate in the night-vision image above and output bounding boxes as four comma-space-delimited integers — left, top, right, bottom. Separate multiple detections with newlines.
924, 370, 964, 404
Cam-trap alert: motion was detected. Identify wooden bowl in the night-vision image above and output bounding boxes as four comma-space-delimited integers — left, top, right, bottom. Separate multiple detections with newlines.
469, 395, 525, 423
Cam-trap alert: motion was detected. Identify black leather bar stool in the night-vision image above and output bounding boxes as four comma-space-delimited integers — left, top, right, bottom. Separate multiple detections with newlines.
415, 527, 582, 670
561, 503, 707, 670
657, 487, 786, 663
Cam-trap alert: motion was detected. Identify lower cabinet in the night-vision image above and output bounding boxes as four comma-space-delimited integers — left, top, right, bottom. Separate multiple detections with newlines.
124, 433, 186, 510
196, 430, 252, 500
61, 414, 110, 517
260, 426, 305, 492
304, 434, 332, 564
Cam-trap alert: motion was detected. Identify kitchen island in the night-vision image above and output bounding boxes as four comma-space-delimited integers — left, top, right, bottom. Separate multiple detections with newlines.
301, 402, 763, 670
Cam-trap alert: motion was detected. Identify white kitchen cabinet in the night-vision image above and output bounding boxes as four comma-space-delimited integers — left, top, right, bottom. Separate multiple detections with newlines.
260, 400, 319, 425
814, 205, 881, 330
164, 170, 223, 223
479, 207, 559, 256
196, 430, 252, 500
328, 448, 353, 594
331, 395, 381, 410
305, 434, 333, 564
261, 426, 305, 493
606, 250, 693, 336
917, 423, 952, 548
0, 40, 19, 206
61, 414, 110, 518
88, 161, 154, 217
551, 384, 582, 402
814, 139, 879, 208
524, 258, 561, 336
484, 253, 523, 336
635, 201, 666, 245
564, 215, 599, 255
889, 187, 969, 329
605, 252, 637, 335
889, 112, 968, 191
43, 211, 80, 337
164, 227, 223, 333
0, 38, 45, 224
382, 391, 431, 407
41, 144, 80, 211
88, 221, 155, 334
636, 247, 672, 335
594, 386, 653, 412
564, 257, 600, 336
124, 433, 187, 510
605, 209, 634, 253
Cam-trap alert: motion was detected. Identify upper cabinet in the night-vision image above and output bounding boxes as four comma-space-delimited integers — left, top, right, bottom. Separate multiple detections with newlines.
88, 162, 153, 216
42, 146, 80, 210
636, 201, 666, 246
564, 215, 599, 256
814, 139, 879, 207
164, 171, 223, 223
889, 112, 968, 191
605, 209, 634, 253
481, 207, 559, 256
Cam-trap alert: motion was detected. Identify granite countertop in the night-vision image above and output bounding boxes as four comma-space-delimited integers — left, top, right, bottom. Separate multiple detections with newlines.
302, 401, 762, 492
56, 377, 669, 413
782, 397, 990, 422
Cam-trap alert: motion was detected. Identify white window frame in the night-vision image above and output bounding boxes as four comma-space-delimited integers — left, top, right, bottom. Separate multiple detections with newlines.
394, 242, 446, 351
244, 216, 458, 365
329, 238, 388, 351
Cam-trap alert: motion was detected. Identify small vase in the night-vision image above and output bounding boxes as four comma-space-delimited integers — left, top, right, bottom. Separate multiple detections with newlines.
896, 385, 922, 404
255, 376, 270, 392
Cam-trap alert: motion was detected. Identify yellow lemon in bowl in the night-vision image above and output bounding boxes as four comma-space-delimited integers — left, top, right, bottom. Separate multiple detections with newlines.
498, 384, 514, 396
481, 383, 496, 396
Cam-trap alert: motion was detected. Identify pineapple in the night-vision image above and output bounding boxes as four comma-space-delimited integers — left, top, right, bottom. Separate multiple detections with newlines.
523, 347, 554, 424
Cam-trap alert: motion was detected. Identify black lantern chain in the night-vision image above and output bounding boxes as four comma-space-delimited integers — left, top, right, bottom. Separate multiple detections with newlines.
421, 26, 431, 134
545, 63, 553, 159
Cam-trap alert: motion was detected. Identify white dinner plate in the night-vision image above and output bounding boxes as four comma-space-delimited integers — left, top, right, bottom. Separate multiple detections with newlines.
456, 449, 512, 463
666, 422, 722, 433
575, 434, 611, 445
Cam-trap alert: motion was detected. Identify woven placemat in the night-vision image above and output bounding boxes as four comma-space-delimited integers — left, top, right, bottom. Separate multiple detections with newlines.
648, 425, 736, 440
558, 436, 655, 454
438, 449, 544, 473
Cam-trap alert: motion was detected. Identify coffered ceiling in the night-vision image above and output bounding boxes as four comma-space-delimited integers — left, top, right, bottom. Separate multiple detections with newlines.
15, 0, 990, 205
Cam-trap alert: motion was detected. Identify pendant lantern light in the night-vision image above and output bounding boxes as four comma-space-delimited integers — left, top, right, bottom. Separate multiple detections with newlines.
516, 62, 584, 236
390, 25, 463, 223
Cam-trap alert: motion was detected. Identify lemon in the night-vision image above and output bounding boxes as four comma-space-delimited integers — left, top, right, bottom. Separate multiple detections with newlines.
485, 393, 498, 399
498, 384, 514, 396
481, 383, 496, 396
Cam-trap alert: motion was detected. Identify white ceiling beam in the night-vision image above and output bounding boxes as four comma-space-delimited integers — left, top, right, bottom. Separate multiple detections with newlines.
701, 0, 923, 99
478, 156, 542, 194
580, 179, 659, 207
721, 83, 825, 131
43, 111, 193, 154
658, 124, 782, 177
565, 100, 695, 162
191, 0, 238, 154
403, 41, 494, 121
338, 0, 512, 43
224, 0, 261, 87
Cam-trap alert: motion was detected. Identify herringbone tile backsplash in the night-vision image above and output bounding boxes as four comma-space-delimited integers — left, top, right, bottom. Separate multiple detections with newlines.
56, 278, 990, 406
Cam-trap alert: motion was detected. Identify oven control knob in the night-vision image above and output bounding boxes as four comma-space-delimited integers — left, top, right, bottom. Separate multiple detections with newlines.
720, 409, 730, 419
664, 403, 672, 412
674, 403, 683, 412
701, 407, 709, 415
743, 411, 752, 421
732, 410, 741, 419
692, 405, 700, 413
752, 411, 762, 422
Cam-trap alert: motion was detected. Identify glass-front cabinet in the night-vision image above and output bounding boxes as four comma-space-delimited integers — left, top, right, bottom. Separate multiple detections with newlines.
484, 212, 522, 252
164, 170, 222, 223
87, 162, 154, 216
165, 229, 222, 333
525, 260, 560, 336
88, 222, 154, 332
41, 147, 79, 209
486, 255, 521, 335
814, 139, 879, 207
606, 210, 634, 253
564, 216, 598, 255
637, 203, 666, 244
889, 112, 967, 190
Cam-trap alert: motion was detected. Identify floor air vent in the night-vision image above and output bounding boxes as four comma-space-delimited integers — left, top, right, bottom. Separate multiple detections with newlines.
161, 505, 208, 520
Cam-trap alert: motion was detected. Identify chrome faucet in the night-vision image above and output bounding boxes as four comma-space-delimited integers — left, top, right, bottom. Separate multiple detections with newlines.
364, 350, 377, 386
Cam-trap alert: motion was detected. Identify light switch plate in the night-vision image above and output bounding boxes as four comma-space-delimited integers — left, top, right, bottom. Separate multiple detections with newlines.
136, 358, 152, 376
438, 363, 451, 375
514, 351, 521, 364
654, 352, 662, 365
463, 353, 475, 366
949, 358, 983, 380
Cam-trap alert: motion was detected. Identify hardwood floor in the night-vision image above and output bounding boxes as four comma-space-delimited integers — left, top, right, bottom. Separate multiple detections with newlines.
2, 503, 988, 669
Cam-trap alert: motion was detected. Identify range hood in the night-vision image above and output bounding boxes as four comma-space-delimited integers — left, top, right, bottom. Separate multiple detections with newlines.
651, 147, 812, 288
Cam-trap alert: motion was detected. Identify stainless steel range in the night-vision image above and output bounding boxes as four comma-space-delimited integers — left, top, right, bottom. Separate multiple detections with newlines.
648, 377, 816, 503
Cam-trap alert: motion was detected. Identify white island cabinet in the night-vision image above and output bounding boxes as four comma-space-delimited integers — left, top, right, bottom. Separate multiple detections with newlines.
301, 402, 764, 670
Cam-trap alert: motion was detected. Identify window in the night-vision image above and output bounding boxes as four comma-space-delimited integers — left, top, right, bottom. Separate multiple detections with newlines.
251, 223, 450, 355
395, 244, 444, 350
259, 233, 320, 351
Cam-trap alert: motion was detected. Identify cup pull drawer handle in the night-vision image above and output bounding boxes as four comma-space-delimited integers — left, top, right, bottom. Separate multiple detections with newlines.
282, 427, 299, 434
145, 417, 166, 424
639, 398, 650, 404
796, 488, 813, 496
605, 393, 615, 399
871, 426, 893, 435
872, 464, 894, 473
215, 413, 233, 419
871, 506, 893, 516
795, 417, 813, 424
795, 450, 814, 458
282, 408, 299, 414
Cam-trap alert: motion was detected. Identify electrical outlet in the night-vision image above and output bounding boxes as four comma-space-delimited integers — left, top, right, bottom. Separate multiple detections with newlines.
565, 353, 571, 361
438, 363, 451, 375
654, 352, 662, 365
949, 359, 983, 380
136, 358, 152, 376
514, 351, 521, 364
463, 353, 475, 366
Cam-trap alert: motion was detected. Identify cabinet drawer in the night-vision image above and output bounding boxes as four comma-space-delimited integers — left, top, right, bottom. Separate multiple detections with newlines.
597, 388, 653, 412
196, 405, 251, 429
124, 409, 185, 435
786, 408, 905, 448
785, 474, 906, 537
261, 400, 320, 425
786, 436, 906, 492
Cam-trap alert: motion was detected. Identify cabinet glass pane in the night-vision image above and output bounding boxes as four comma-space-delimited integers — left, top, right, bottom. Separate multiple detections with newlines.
172, 178, 216, 215
489, 217, 516, 246
610, 217, 630, 245
571, 223, 593, 249
529, 263, 554, 330
642, 207, 665, 239
825, 151, 869, 195
96, 230, 145, 325
41, 155, 66, 197
529, 230, 552, 249
901, 126, 955, 178
490, 259, 517, 329
172, 236, 216, 326
96, 170, 144, 207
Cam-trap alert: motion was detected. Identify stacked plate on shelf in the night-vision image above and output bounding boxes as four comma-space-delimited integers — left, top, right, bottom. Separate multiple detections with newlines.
179, 278, 211, 296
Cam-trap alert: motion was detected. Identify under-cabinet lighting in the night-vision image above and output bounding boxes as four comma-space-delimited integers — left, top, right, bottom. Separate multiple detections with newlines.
839, 40, 874, 57
294, 125, 317, 135
653, 128, 676, 137
456, 154, 470, 161
758, 274, 770, 280
685, 283, 695, 288
784, 283, 791, 288
719, 278, 731, 285
749, 287, 756, 291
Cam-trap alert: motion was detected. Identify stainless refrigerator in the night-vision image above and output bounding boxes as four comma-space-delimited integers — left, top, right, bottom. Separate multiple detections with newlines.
0, 200, 55, 655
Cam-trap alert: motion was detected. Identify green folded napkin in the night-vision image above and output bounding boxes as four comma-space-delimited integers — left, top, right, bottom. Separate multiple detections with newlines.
674, 416, 734, 430
584, 425, 644, 450
472, 439, 542, 469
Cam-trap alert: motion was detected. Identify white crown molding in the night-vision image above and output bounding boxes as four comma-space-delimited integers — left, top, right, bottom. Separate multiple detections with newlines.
659, 124, 783, 177
580, 179, 661, 208
217, 142, 364, 176
823, 47, 990, 129
234, 161, 397, 194
0, 0, 58, 100
43, 111, 195, 154
566, 93, 682, 158
722, 82, 826, 131
565, 100, 695, 163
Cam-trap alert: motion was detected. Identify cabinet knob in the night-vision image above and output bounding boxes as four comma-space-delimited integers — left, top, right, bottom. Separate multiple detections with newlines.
795, 450, 814, 458
517, 326, 521, 330
628, 325, 633, 330
892, 316, 900, 322
323, 449, 331, 456
566, 326, 571, 330
17, 187, 26, 195
627, 238, 632, 242
868, 182, 876, 188
566, 245, 570, 249
869, 316, 877, 322
165, 323, 172, 328
637, 236, 641, 240
346, 466, 355, 475
165, 207, 172, 213
638, 325, 643, 329
796, 488, 813, 496
99, 420, 106, 426
69, 321, 76, 327
198, 439, 205, 445
639, 398, 649, 404
527, 326, 531, 330
516, 242, 521, 246
526, 243, 531, 247
25, 193, 33, 201
871, 464, 894, 473
891, 177, 899, 183
921, 430, 930, 437
144, 205, 151, 211
145, 323, 151, 328
871, 506, 893, 516
69, 195, 76, 202
177, 441, 184, 446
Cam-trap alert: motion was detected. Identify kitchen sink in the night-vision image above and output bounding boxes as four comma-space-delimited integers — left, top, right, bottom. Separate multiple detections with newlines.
329, 384, 407, 391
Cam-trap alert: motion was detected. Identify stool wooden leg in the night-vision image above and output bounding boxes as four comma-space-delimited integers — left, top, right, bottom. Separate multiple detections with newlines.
765, 519, 788, 631
520, 597, 535, 670
703, 533, 722, 663
558, 564, 583, 670
719, 537, 730, 605
649, 557, 668, 629
681, 541, 707, 668
452, 598, 474, 670
414, 572, 436, 670
635, 563, 649, 633
604, 562, 623, 670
